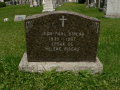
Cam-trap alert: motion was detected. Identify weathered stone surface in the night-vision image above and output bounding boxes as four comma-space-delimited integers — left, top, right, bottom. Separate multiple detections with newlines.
106, 0, 120, 18
19, 53, 103, 74
25, 11, 100, 62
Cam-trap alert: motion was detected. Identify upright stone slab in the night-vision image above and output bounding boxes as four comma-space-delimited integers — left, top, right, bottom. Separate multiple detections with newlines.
43, 0, 54, 12
19, 11, 103, 73
33, 0, 38, 7
0, 0, 4, 2
52, 0, 57, 8
106, 0, 120, 18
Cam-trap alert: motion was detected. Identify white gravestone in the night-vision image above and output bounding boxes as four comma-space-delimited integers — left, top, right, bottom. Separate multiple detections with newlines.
106, 0, 120, 18
33, 0, 38, 7
42, 0, 55, 12
14, 15, 26, 21
0, 0, 4, 2
29, 0, 33, 7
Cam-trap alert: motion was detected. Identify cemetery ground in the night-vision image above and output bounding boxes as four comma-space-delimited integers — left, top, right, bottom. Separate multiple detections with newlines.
0, 3, 120, 89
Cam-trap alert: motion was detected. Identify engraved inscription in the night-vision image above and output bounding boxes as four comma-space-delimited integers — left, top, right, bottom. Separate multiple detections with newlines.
18, 17, 24, 20
41, 31, 84, 52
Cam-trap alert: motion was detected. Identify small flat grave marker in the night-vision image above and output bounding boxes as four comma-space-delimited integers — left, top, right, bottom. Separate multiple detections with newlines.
14, 15, 26, 21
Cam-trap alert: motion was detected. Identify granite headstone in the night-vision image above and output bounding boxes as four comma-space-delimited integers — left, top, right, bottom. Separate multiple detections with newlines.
25, 11, 100, 62
19, 11, 103, 73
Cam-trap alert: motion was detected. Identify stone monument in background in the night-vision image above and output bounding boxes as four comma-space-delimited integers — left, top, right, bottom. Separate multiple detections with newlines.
19, 11, 103, 74
43, 0, 55, 12
106, 0, 120, 18
0, 0, 4, 2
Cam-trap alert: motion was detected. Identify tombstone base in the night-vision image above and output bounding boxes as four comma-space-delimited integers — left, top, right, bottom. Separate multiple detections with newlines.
105, 15, 120, 18
42, 9, 55, 12
19, 53, 103, 74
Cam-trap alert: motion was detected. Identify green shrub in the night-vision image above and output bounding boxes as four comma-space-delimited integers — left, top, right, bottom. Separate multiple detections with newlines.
0, 2, 6, 8
78, 0, 86, 4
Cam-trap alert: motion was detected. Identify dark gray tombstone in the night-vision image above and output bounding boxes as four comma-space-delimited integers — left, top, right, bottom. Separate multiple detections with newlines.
19, 11, 103, 73
25, 11, 100, 62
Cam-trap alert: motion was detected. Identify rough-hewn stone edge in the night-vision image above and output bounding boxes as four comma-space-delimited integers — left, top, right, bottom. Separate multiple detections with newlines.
19, 53, 103, 74
25, 11, 100, 22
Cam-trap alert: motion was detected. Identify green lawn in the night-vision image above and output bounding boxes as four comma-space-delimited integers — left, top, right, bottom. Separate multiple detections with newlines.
0, 3, 120, 90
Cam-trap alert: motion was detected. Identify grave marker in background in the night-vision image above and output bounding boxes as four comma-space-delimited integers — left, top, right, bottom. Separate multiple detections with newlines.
106, 0, 120, 18
14, 15, 26, 21
43, 0, 54, 12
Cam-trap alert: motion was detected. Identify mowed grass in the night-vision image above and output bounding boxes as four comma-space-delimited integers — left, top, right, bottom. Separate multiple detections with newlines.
0, 3, 120, 90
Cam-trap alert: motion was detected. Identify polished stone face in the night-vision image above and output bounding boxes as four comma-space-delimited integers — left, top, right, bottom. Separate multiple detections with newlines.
25, 11, 100, 62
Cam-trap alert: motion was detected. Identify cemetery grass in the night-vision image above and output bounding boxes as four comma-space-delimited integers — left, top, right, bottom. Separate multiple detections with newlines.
0, 3, 120, 90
